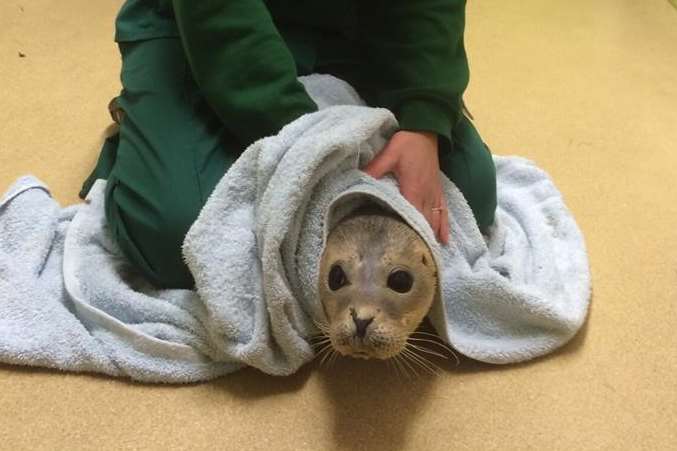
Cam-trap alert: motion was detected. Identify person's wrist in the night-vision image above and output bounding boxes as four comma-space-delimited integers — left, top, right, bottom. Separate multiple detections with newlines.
415, 131, 438, 143
395, 130, 439, 151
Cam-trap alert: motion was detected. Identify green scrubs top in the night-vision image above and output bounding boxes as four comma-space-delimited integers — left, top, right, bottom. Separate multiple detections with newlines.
114, 0, 470, 151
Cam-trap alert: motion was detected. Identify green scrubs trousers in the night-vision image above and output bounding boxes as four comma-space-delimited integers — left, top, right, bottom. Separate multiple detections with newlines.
81, 38, 496, 289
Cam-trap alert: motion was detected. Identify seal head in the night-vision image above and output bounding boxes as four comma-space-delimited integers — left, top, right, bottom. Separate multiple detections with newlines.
318, 206, 438, 360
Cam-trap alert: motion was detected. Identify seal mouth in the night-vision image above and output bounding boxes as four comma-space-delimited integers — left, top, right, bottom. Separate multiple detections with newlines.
329, 334, 409, 360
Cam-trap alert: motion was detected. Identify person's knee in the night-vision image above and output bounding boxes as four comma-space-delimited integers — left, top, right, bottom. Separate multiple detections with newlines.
473, 146, 498, 231
144, 193, 200, 287
154, 195, 199, 247
442, 118, 498, 231
107, 181, 199, 288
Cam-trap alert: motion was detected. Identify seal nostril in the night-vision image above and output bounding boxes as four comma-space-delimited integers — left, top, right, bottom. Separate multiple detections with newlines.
352, 315, 374, 338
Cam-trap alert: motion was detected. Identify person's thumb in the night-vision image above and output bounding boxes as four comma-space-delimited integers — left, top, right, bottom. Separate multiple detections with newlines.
362, 148, 397, 179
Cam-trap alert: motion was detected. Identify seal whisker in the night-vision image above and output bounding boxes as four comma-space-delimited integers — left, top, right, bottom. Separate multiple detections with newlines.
401, 348, 441, 376
410, 338, 461, 366
408, 338, 460, 366
309, 336, 332, 347
396, 352, 420, 379
394, 355, 412, 380
406, 342, 448, 360
309, 330, 330, 338
386, 358, 401, 379
311, 342, 332, 352
403, 346, 443, 375
410, 331, 443, 338
314, 342, 334, 361
311, 319, 332, 334
406, 337, 460, 364
409, 348, 445, 375
328, 350, 339, 367
411, 349, 443, 374
391, 353, 409, 378
389, 355, 404, 379
402, 348, 439, 376
319, 347, 335, 366
407, 337, 448, 345
310, 338, 331, 344
314, 348, 332, 363
314, 325, 331, 334
313, 340, 332, 351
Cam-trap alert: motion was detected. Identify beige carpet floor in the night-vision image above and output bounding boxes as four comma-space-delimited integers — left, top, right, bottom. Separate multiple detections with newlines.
1, 1, 676, 450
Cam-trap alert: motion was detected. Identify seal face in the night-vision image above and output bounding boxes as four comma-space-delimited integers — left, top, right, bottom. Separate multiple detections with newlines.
318, 205, 438, 360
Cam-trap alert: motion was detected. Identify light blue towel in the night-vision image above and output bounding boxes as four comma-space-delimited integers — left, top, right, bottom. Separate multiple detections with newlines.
0, 75, 591, 382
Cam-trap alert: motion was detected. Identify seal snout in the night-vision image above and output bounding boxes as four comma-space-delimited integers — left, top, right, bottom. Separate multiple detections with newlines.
350, 308, 374, 338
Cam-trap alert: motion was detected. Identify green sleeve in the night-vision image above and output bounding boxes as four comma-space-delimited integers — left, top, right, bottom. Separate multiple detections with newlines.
172, 0, 318, 148
356, 0, 469, 147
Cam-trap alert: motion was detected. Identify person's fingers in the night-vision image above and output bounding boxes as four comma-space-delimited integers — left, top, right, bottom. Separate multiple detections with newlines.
430, 196, 442, 242
439, 192, 450, 245
400, 184, 425, 218
421, 195, 434, 233
362, 146, 396, 179
410, 195, 426, 218
441, 211, 450, 245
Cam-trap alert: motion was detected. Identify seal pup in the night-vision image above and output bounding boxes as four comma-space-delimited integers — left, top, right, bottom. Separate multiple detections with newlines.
318, 204, 439, 360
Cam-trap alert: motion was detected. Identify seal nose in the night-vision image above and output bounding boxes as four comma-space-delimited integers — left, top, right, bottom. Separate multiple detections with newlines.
350, 309, 374, 338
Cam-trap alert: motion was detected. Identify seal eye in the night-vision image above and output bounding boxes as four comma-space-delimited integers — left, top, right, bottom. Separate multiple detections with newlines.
328, 264, 348, 291
387, 270, 413, 293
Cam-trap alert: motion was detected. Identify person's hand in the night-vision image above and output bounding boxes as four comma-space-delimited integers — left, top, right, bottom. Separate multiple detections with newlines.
363, 130, 450, 245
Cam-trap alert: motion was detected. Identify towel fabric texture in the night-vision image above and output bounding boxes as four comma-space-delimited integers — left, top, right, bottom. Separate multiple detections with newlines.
0, 75, 590, 382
